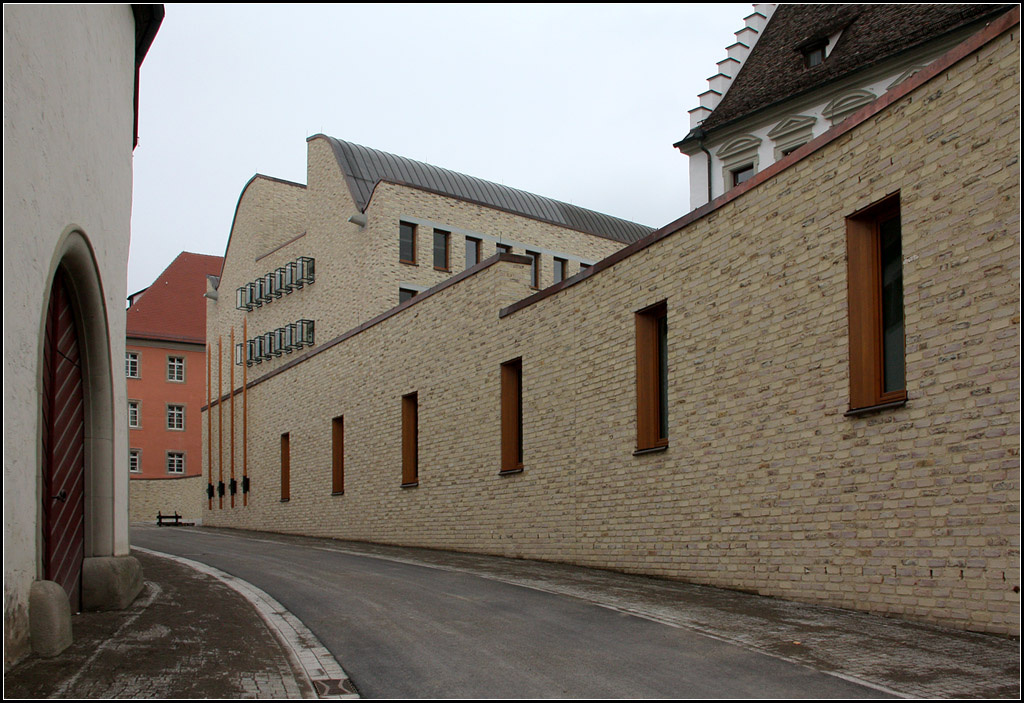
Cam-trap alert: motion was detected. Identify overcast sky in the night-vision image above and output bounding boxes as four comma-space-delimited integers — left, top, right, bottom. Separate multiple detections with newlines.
128, 3, 751, 294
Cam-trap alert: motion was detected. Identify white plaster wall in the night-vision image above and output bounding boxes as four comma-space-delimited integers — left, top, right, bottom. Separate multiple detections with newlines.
3, 4, 137, 664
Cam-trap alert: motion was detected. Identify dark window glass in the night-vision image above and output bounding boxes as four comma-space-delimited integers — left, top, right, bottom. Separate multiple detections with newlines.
399, 288, 417, 304
553, 258, 567, 284
399, 221, 416, 263
465, 237, 480, 269
732, 164, 754, 187
433, 229, 450, 270
880, 214, 904, 393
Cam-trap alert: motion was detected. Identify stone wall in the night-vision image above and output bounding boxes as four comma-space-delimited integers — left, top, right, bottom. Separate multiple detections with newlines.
129, 476, 205, 525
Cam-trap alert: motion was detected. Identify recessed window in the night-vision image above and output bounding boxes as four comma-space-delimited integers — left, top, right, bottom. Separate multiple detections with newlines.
167, 404, 185, 431
167, 356, 185, 382
402, 393, 418, 486
399, 287, 418, 304
635, 301, 668, 452
802, 40, 828, 68
126, 351, 139, 379
280, 433, 290, 501
847, 193, 906, 412
500, 358, 523, 473
400, 221, 417, 264
166, 452, 185, 475
731, 164, 755, 187
129, 449, 141, 473
465, 237, 481, 269
496, 243, 512, 255
553, 257, 567, 284
433, 229, 450, 271
527, 250, 540, 289
128, 400, 140, 429
332, 416, 344, 495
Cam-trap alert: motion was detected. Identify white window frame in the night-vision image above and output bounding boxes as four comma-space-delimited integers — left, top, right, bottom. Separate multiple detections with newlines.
128, 400, 140, 428
126, 351, 139, 379
166, 452, 185, 475
129, 449, 141, 473
167, 404, 185, 431
167, 355, 185, 382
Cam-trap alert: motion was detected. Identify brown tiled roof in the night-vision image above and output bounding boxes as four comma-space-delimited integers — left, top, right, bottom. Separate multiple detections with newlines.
126, 252, 223, 344
693, 4, 1012, 136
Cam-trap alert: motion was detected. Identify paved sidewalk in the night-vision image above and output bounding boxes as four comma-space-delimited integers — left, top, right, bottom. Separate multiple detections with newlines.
3, 550, 349, 699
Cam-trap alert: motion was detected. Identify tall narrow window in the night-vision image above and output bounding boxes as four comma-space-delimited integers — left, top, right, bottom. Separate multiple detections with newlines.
332, 416, 344, 495
129, 449, 141, 473
527, 250, 540, 289
128, 400, 140, 428
399, 221, 417, 264
636, 301, 668, 452
126, 351, 139, 378
553, 257, 567, 284
402, 393, 418, 486
281, 432, 291, 501
496, 243, 512, 255
500, 358, 523, 473
433, 229, 450, 271
465, 237, 481, 269
847, 193, 905, 412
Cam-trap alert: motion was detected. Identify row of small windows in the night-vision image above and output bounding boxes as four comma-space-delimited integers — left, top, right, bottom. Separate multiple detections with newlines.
235, 319, 315, 366
277, 197, 905, 498
129, 448, 185, 475
235, 256, 315, 311
128, 401, 186, 431
400, 221, 588, 286
126, 352, 186, 381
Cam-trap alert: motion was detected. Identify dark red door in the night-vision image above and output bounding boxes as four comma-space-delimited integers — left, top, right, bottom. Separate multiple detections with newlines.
42, 269, 85, 610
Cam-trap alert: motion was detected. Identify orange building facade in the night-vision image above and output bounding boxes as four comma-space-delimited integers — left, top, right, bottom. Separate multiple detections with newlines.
127, 252, 222, 521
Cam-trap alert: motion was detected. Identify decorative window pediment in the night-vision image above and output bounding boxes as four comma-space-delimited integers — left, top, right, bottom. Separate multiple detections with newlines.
767, 115, 816, 140
887, 66, 926, 91
716, 135, 762, 160
823, 90, 876, 124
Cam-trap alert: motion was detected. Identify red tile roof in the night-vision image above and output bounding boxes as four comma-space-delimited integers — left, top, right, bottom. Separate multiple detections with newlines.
126, 252, 223, 344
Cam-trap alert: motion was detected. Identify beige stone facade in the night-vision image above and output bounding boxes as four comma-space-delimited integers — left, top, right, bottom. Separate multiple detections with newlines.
129, 476, 205, 524
204, 21, 1019, 635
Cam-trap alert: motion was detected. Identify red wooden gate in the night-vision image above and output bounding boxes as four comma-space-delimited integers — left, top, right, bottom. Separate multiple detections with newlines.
42, 269, 85, 610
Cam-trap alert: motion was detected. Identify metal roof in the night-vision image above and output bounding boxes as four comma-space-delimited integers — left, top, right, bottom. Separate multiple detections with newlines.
325, 136, 653, 245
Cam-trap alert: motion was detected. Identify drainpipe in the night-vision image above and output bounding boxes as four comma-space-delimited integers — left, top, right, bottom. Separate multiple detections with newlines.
699, 139, 713, 205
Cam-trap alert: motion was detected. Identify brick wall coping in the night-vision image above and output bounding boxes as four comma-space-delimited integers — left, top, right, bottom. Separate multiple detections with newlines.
499, 7, 1020, 319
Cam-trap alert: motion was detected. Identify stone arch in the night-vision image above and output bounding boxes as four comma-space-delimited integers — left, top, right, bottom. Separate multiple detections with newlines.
39, 228, 117, 573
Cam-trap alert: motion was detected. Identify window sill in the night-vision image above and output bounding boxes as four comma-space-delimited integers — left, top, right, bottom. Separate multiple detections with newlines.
633, 444, 668, 456
499, 467, 524, 476
331, 491, 344, 497
280, 498, 290, 503
401, 481, 419, 488
400, 260, 417, 266
844, 399, 908, 417
433, 266, 450, 273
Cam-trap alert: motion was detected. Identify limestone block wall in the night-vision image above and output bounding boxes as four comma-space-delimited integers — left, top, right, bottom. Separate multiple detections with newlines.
203, 25, 1019, 635
129, 476, 205, 524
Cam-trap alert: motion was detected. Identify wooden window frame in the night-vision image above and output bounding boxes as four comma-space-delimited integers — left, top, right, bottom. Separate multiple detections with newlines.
527, 250, 540, 289
500, 358, 523, 474
553, 257, 567, 284
399, 221, 417, 265
846, 193, 907, 413
433, 229, 450, 271
465, 236, 481, 269
332, 416, 344, 495
496, 243, 512, 255
635, 301, 668, 452
281, 432, 291, 501
401, 393, 418, 486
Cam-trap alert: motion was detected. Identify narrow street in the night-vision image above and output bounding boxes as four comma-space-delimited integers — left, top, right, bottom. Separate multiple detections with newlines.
131, 526, 895, 699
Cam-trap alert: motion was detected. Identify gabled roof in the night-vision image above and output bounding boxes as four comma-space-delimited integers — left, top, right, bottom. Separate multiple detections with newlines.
680, 4, 1012, 143
324, 136, 654, 245
127, 252, 224, 344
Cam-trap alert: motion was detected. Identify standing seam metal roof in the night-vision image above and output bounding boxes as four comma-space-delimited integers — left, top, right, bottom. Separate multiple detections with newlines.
324, 136, 653, 244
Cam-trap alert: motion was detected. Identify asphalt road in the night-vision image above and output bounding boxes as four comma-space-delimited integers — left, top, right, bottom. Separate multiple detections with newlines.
132, 527, 888, 699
